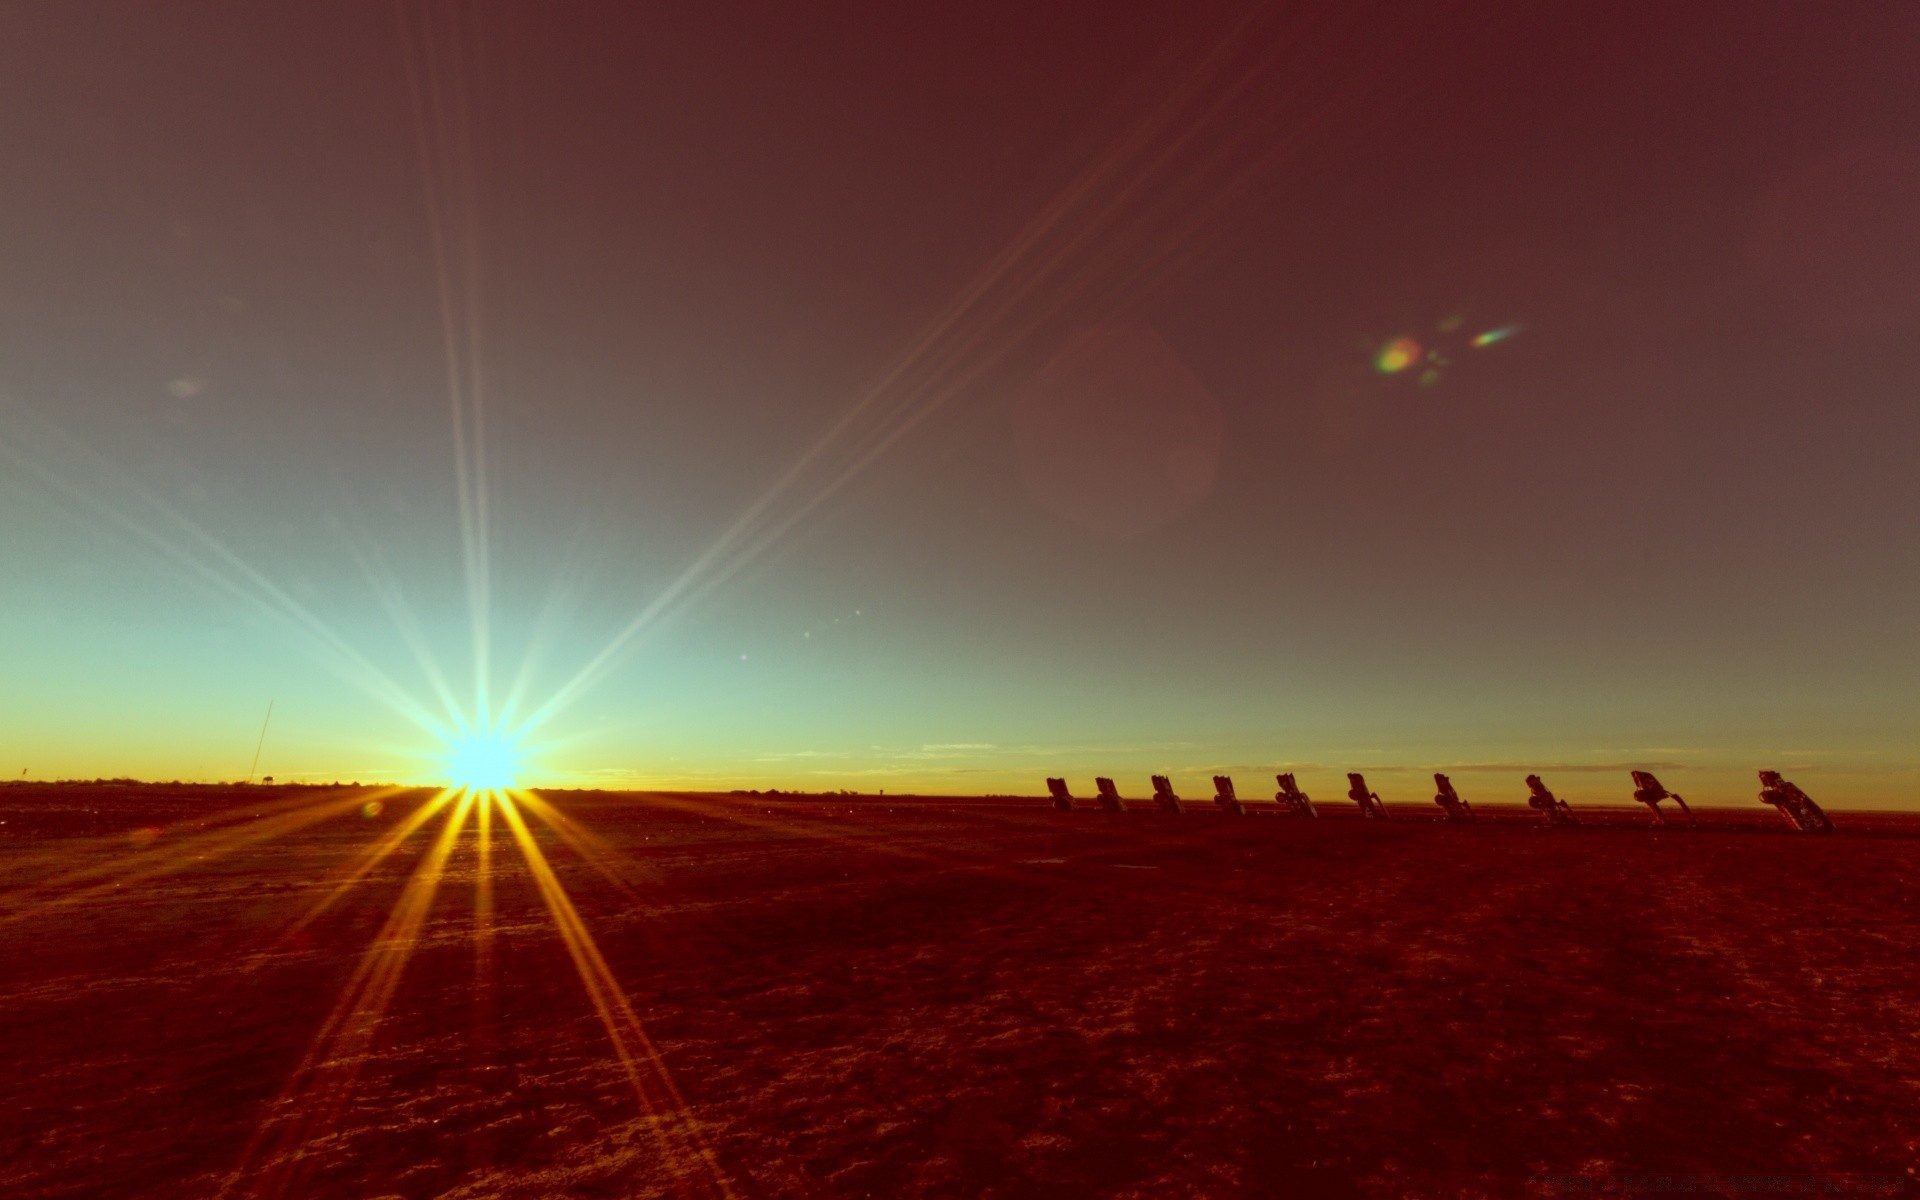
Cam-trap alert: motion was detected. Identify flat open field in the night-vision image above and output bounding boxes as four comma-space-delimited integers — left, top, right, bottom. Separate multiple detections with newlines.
2, 784, 1917, 1199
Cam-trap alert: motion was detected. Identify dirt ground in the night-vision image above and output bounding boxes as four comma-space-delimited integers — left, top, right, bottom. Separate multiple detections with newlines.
1, 783, 1916, 1199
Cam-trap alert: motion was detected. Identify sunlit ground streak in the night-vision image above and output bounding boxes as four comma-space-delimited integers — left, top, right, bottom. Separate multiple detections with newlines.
224, 787, 474, 1198
221, 784, 736, 1200
491, 793, 737, 1199
259, 784, 470, 953
0, 787, 404, 933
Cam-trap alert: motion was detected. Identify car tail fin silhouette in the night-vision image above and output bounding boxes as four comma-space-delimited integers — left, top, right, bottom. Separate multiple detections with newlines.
1094, 776, 1126, 813
1211, 775, 1244, 816
1757, 770, 1834, 833
1525, 774, 1579, 827
1432, 772, 1475, 823
1150, 774, 1182, 814
1630, 770, 1696, 827
1045, 777, 1074, 812
1346, 772, 1388, 820
1274, 773, 1316, 818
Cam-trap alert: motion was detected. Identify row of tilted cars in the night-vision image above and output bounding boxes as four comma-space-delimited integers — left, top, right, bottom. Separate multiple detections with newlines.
1042, 769, 1834, 832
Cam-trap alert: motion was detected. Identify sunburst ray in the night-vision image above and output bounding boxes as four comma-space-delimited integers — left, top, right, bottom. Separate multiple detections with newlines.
493, 790, 737, 1199
222, 788, 475, 1199
0, 788, 399, 932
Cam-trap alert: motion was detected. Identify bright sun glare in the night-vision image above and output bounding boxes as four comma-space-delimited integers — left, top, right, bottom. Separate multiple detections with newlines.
443, 733, 523, 792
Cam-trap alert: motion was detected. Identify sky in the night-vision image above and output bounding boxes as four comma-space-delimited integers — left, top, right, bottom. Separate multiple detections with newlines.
1, 1, 1915, 807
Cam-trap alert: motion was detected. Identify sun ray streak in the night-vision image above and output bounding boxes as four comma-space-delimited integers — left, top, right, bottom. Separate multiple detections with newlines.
344, 535, 471, 735
0, 789, 394, 932
400, 0, 493, 728
1, 786, 366, 885
223, 789, 474, 1199
494, 570, 589, 734
513, 790, 658, 901
494, 791, 737, 1199
0, 421, 452, 741
515, 4, 1404, 735
259, 788, 465, 955
471, 788, 497, 1052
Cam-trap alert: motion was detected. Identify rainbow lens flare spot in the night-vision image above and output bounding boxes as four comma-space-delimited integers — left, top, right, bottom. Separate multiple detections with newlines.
1375, 337, 1421, 373
1471, 325, 1520, 348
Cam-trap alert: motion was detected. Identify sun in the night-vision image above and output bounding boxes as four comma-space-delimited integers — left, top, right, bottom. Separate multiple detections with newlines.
442, 731, 524, 792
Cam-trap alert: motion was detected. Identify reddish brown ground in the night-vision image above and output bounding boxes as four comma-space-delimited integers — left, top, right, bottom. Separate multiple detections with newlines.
2, 784, 1917, 1199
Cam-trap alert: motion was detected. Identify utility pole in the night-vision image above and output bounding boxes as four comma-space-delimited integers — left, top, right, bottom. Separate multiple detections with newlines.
244, 700, 274, 785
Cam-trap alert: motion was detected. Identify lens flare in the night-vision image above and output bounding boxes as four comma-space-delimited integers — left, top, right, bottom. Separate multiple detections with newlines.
1375, 336, 1420, 373
1471, 325, 1520, 348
